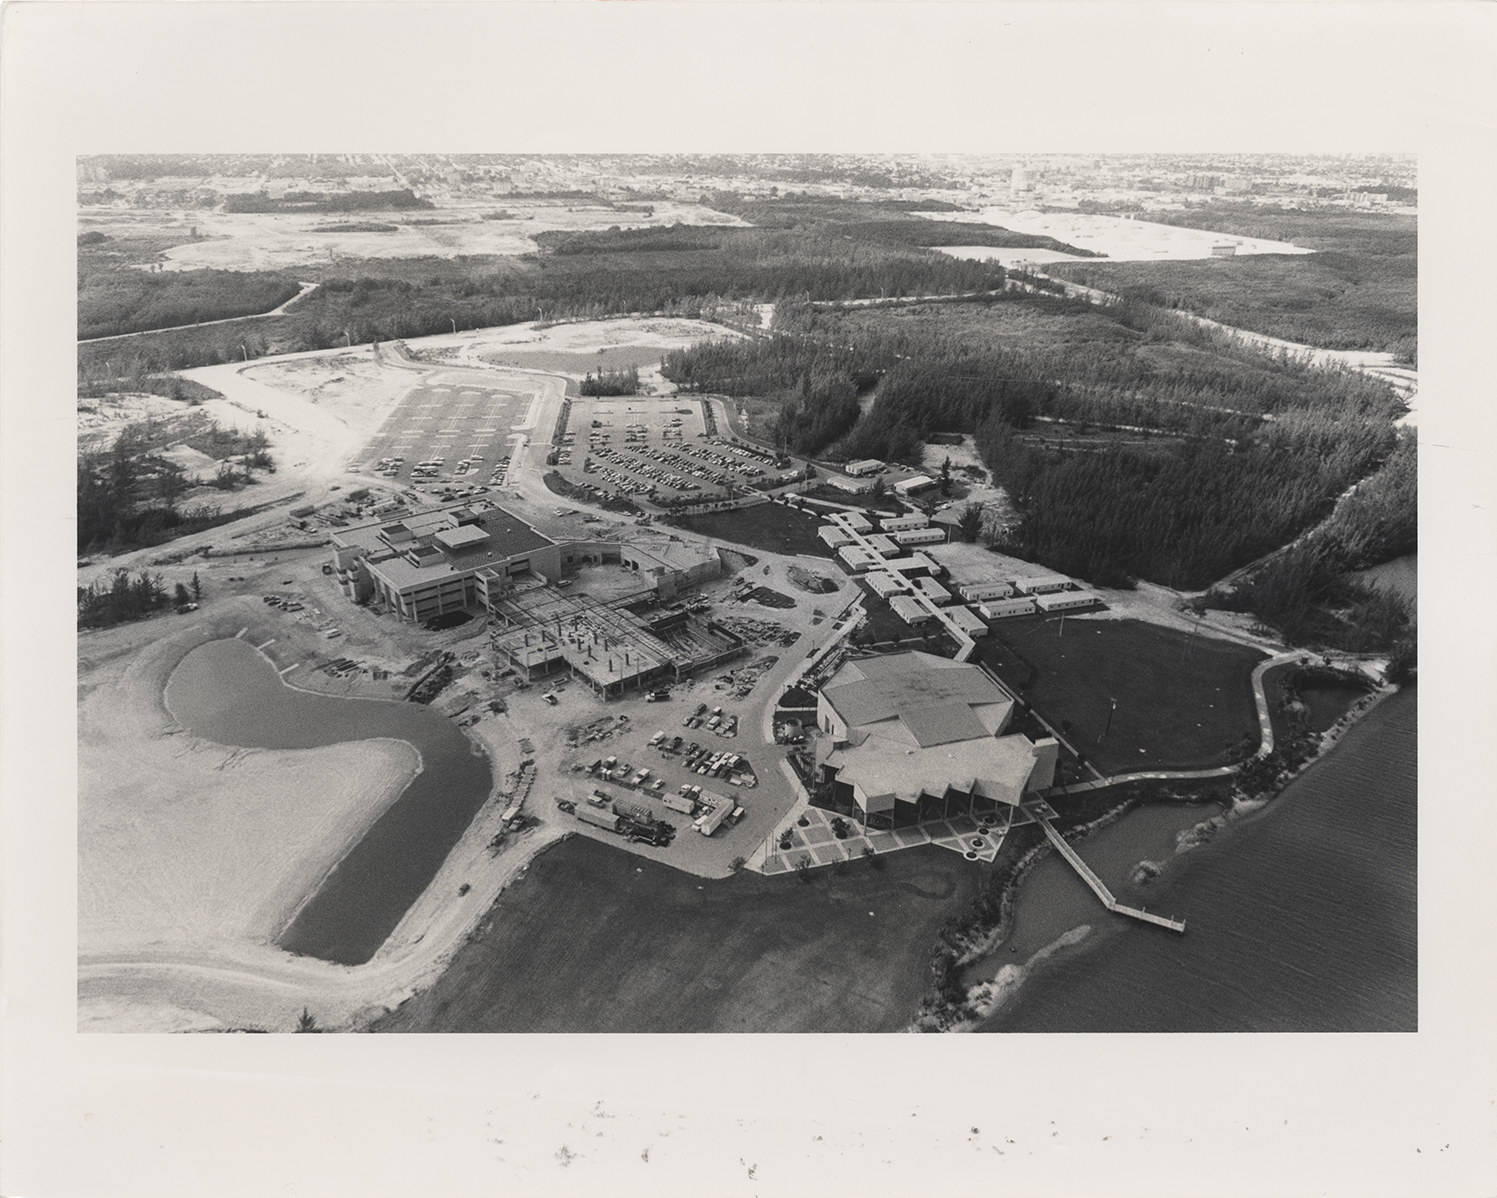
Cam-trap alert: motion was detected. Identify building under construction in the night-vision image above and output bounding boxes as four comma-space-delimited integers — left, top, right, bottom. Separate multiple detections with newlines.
489, 587, 745, 697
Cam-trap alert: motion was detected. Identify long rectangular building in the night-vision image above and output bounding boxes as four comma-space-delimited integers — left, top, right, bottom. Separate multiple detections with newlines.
959, 581, 1015, 602
1013, 575, 1072, 595
879, 513, 929, 533
892, 527, 946, 547
1035, 590, 1103, 612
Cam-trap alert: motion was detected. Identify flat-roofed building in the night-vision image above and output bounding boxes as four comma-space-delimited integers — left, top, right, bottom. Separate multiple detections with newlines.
817, 524, 856, 549
978, 596, 1037, 620
844, 459, 885, 477
1034, 590, 1102, 613
893, 474, 937, 496
837, 545, 882, 573
1013, 574, 1072, 595
822, 473, 871, 494
816, 651, 1058, 829
866, 572, 905, 599
879, 512, 929, 533
864, 534, 900, 558
892, 527, 946, 547
888, 552, 938, 578
915, 576, 952, 605
960, 581, 1015, 602
830, 510, 874, 534
889, 594, 933, 625
330, 503, 562, 623
946, 605, 988, 637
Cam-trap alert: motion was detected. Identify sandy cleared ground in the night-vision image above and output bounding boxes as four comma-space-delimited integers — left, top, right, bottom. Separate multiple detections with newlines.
82, 201, 748, 273
77, 600, 566, 1032
925, 208, 1312, 264
79, 629, 420, 953
77, 391, 188, 452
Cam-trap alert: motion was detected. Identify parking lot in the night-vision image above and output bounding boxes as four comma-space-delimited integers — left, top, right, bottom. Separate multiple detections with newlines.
355, 380, 538, 490
551, 393, 794, 503
547, 685, 801, 876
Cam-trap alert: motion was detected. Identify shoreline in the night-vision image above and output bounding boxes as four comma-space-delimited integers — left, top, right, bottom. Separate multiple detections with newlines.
921, 676, 1406, 1031
78, 600, 551, 1031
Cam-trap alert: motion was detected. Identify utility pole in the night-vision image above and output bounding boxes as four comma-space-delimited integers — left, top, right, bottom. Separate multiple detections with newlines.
1101, 697, 1117, 741
1057, 614, 1065, 637
240, 344, 248, 362
450, 317, 457, 335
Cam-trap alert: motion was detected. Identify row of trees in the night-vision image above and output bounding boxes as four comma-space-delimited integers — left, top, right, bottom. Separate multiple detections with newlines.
78, 569, 200, 629
578, 367, 640, 396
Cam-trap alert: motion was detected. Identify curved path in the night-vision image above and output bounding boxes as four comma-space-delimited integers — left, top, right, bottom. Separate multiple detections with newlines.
78, 281, 319, 344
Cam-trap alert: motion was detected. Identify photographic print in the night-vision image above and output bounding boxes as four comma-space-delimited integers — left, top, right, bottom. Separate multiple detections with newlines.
74, 152, 1418, 1035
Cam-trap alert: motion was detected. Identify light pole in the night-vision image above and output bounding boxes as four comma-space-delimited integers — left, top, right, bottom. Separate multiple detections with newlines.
240, 344, 248, 362
450, 317, 457, 335
1100, 697, 1117, 741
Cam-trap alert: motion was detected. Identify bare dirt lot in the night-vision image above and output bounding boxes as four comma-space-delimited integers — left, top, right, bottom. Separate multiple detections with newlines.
82, 202, 750, 273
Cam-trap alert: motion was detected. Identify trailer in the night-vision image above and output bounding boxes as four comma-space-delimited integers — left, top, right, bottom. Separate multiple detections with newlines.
978, 596, 1037, 620
864, 534, 900, 558
817, 525, 855, 549
892, 527, 946, 547
959, 581, 1015, 602
844, 459, 885, 477
889, 594, 933, 625
695, 790, 735, 836
1034, 590, 1103, 612
915, 577, 952, 605
945, 605, 989, 636
865, 572, 905, 599
1013, 574, 1072, 595
879, 512, 929, 532
574, 804, 624, 833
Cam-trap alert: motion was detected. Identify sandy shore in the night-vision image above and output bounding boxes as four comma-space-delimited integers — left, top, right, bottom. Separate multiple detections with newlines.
77, 600, 564, 1032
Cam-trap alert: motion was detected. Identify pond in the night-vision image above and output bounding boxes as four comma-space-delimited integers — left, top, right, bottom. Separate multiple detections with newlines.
165, 637, 493, 965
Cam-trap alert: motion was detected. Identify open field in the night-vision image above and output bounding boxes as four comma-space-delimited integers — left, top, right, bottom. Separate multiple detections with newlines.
925, 207, 1312, 263
976, 615, 1266, 775
371, 835, 981, 1033
669, 502, 834, 559
77, 200, 750, 273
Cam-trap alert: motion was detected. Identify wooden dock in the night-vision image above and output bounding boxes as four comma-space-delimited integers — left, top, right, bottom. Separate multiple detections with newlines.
1025, 805, 1187, 934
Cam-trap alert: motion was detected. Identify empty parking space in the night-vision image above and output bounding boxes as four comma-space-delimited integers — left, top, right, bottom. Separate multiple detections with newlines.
356, 383, 534, 488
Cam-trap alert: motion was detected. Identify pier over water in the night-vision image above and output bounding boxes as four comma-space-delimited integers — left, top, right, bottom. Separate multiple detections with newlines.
1024, 804, 1186, 934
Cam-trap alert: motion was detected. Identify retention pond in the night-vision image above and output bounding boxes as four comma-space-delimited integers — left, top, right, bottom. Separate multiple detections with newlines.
165, 637, 493, 965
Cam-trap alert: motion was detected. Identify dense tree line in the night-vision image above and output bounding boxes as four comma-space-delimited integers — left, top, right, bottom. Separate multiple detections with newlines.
579, 367, 640, 396
78, 570, 175, 628
223, 188, 432, 214
661, 334, 875, 456
79, 269, 303, 339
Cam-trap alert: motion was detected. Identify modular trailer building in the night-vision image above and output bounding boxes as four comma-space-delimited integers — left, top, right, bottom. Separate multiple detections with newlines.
1013, 575, 1072, 595
837, 545, 882, 573
817, 525, 855, 549
880, 513, 929, 532
889, 594, 933, 625
831, 510, 874, 534
959, 581, 1015, 602
866, 572, 905, 599
893, 474, 937, 496
864, 534, 900, 558
946, 606, 988, 636
979, 597, 1037, 619
915, 577, 952, 605
892, 527, 946, 547
844, 459, 885, 477
1035, 590, 1103, 613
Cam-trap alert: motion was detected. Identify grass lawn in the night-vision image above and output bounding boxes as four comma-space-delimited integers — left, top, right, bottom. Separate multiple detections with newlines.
371, 835, 982, 1033
669, 502, 833, 559
975, 616, 1266, 775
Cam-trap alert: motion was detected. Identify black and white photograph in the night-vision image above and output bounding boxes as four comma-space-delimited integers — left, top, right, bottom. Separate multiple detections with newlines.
72, 149, 1419, 1036
2, 4, 1493, 1196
